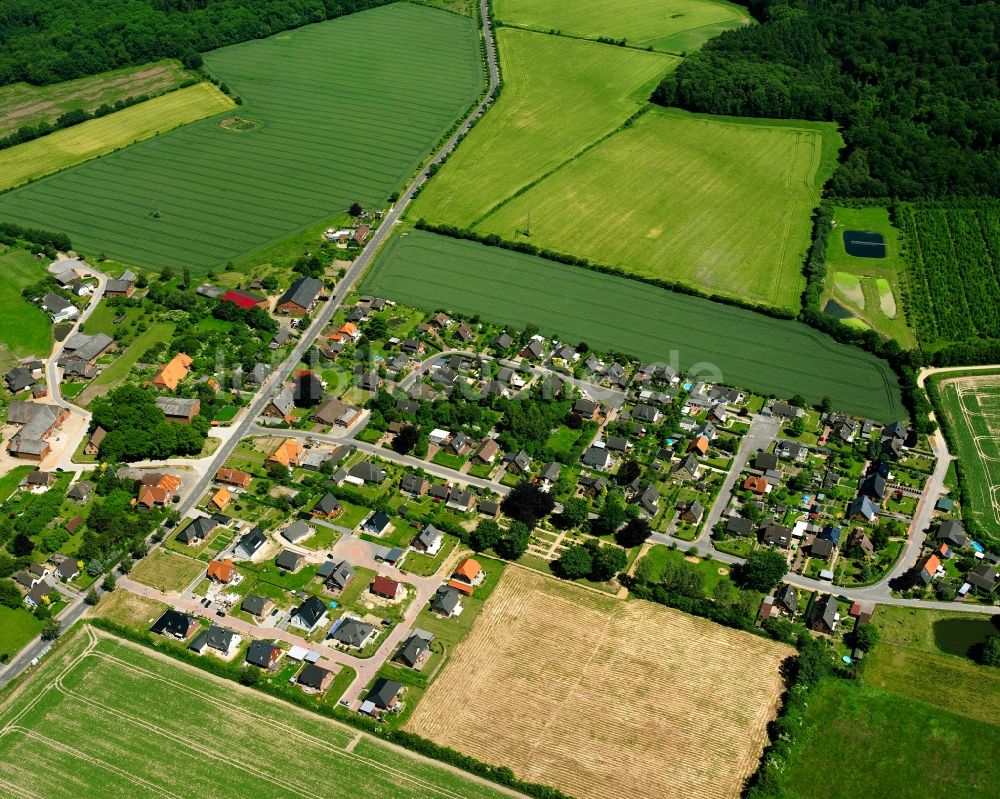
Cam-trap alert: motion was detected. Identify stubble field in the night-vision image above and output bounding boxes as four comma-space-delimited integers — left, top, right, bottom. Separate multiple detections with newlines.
362, 230, 905, 420
495, 0, 751, 53
0, 3, 483, 273
406, 567, 793, 799
0, 628, 515, 799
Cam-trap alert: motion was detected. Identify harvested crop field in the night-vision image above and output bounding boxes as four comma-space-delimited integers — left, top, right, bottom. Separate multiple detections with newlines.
0, 3, 482, 273
407, 567, 793, 799
363, 230, 905, 420
0, 628, 515, 799
0, 82, 234, 191
0, 60, 191, 137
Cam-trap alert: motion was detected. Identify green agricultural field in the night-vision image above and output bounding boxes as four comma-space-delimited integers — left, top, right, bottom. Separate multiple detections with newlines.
0, 59, 191, 138
821, 205, 915, 347
0, 4, 483, 274
495, 0, 751, 53
363, 231, 904, 419
0, 82, 234, 191
0, 247, 53, 361
934, 371, 1000, 543
0, 629, 515, 799
411, 28, 675, 225
775, 678, 1000, 799
478, 109, 837, 309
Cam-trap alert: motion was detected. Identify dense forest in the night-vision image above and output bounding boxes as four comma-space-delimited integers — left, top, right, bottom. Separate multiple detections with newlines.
653, 0, 1000, 199
0, 0, 393, 86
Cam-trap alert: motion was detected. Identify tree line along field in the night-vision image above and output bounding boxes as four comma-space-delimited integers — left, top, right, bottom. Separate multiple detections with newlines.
407, 567, 793, 799
477, 108, 836, 310
0, 627, 516, 799
0, 82, 234, 191
0, 247, 54, 363
935, 373, 1000, 545
412, 28, 676, 226
0, 59, 191, 138
898, 200, 1000, 347
0, 3, 483, 274
362, 230, 905, 420
495, 0, 751, 54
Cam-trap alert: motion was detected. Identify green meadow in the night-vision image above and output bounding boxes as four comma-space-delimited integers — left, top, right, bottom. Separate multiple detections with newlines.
362, 230, 903, 420
0, 247, 53, 361
0, 3, 483, 273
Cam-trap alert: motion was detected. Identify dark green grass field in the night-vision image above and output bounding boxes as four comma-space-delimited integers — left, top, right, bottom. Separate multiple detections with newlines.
362, 231, 903, 419
0, 3, 482, 273
0, 628, 514, 798
776, 678, 1000, 799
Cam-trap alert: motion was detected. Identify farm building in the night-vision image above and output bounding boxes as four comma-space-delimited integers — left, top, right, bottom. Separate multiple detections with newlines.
277, 277, 323, 316
155, 396, 201, 424
220, 288, 267, 310
151, 353, 192, 391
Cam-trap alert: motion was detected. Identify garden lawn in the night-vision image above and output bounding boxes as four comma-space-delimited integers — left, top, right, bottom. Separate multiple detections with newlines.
0, 82, 234, 191
0, 630, 516, 799
775, 678, 1000, 799
0, 606, 44, 661
0, 59, 190, 137
478, 108, 836, 310
0, 4, 483, 273
0, 247, 53, 359
411, 28, 675, 226
363, 230, 904, 420
495, 0, 751, 53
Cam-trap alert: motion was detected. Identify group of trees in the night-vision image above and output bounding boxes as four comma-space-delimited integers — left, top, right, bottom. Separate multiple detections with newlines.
0, 0, 394, 86
553, 539, 627, 582
654, 0, 1000, 198
91, 384, 209, 461
468, 519, 532, 560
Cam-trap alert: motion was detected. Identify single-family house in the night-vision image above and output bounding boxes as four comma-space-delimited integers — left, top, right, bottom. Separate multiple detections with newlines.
289, 596, 328, 632
189, 625, 240, 657
414, 524, 444, 555
246, 639, 282, 668
297, 663, 334, 693
330, 618, 376, 648
206, 559, 235, 584
809, 594, 839, 633
275, 549, 305, 572
396, 630, 433, 669
349, 462, 386, 485
324, 560, 355, 593
151, 353, 192, 391
138, 473, 182, 508
281, 520, 313, 545
233, 527, 267, 560
150, 610, 199, 640
430, 586, 464, 617
42, 293, 78, 323
262, 386, 295, 424
84, 426, 106, 455
371, 575, 402, 600
241, 595, 276, 619
266, 438, 303, 468
177, 516, 217, 545
276, 277, 323, 316
361, 511, 392, 537
215, 468, 251, 489
936, 519, 968, 548
310, 397, 361, 428
363, 678, 404, 714
400, 473, 429, 497
312, 492, 342, 518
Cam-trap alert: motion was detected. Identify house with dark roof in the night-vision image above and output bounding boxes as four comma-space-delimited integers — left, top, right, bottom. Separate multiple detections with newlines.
312, 492, 342, 518
5, 366, 36, 393
847, 528, 875, 558
177, 516, 217, 545
290, 596, 328, 632
810, 537, 835, 559
725, 516, 755, 538
935, 519, 968, 548
396, 630, 434, 669
364, 678, 404, 714
281, 520, 313, 545
847, 495, 879, 521
330, 618, 376, 648
430, 586, 464, 617
759, 520, 792, 549
276, 277, 323, 316
775, 439, 807, 462
246, 640, 282, 669
233, 527, 267, 560
859, 472, 887, 500
189, 624, 240, 657
297, 663, 334, 693
324, 560, 355, 593
775, 584, 798, 616
636, 484, 659, 516
262, 385, 295, 424
414, 524, 443, 555
581, 445, 612, 471
310, 397, 361, 428
349, 462, 386, 485
361, 511, 391, 537
275, 549, 305, 572
400, 473, 429, 497
967, 564, 998, 593
808, 594, 839, 633
491, 332, 514, 351
671, 455, 701, 481
241, 594, 276, 619
680, 500, 704, 524
155, 396, 201, 424
293, 371, 324, 407
150, 610, 198, 640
